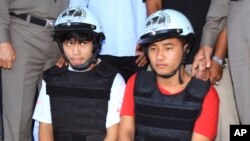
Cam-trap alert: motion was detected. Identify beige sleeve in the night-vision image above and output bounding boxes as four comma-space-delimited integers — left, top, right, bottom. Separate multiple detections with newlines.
200, 0, 229, 48
0, 0, 11, 43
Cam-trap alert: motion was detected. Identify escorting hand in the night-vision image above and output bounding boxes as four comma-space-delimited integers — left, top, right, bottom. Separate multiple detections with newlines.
135, 44, 147, 67
208, 59, 224, 85
56, 55, 68, 68
191, 45, 213, 79
0, 42, 16, 69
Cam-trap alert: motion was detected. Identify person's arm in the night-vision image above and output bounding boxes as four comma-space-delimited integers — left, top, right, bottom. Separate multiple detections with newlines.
105, 73, 126, 141
0, 0, 16, 69
192, 0, 228, 77
192, 132, 212, 141
68, 0, 88, 8
201, 0, 229, 50
39, 122, 53, 141
145, 0, 162, 16
118, 116, 135, 141
33, 80, 53, 140
212, 28, 227, 61
193, 86, 219, 141
208, 27, 227, 84
104, 123, 119, 141
0, 0, 10, 43
118, 74, 137, 141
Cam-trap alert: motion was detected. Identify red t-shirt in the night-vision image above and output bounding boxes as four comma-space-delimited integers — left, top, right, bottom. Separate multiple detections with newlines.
120, 73, 219, 140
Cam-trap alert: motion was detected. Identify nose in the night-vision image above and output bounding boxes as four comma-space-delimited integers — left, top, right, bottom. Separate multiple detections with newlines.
72, 44, 80, 55
156, 48, 165, 60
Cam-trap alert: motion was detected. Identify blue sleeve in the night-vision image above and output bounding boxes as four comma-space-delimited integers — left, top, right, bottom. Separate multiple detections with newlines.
69, 0, 88, 8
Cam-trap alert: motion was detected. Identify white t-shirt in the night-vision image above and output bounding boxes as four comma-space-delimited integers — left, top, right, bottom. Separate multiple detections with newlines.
69, 0, 146, 56
33, 65, 126, 128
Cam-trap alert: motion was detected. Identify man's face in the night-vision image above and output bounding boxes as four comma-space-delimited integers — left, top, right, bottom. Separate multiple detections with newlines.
148, 38, 184, 76
63, 38, 94, 67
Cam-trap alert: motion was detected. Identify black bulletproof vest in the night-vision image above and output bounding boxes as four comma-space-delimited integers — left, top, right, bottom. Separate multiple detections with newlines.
134, 71, 210, 141
162, 0, 211, 64
43, 61, 118, 141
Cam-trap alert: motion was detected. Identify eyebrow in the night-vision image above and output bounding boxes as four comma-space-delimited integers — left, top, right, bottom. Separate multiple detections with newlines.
150, 42, 174, 46
163, 42, 174, 46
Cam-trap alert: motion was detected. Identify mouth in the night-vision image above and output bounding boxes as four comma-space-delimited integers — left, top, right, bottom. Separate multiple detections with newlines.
70, 57, 83, 61
70, 59, 84, 65
155, 64, 168, 68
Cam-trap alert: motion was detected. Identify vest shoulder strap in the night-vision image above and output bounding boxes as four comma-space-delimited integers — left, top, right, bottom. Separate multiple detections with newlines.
134, 71, 156, 97
186, 77, 210, 100
94, 61, 119, 78
43, 65, 68, 81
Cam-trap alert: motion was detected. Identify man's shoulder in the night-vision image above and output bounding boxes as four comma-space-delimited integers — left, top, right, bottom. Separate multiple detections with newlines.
186, 77, 211, 99
43, 65, 68, 79
94, 60, 119, 77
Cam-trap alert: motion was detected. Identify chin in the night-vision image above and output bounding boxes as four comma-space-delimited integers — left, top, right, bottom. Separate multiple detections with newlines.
154, 68, 167, 73
70, 61, 84, 65
155, 70, 171, 76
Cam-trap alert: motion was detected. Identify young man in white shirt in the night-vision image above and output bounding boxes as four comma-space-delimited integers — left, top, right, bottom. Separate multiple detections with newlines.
33, 7, 125, 141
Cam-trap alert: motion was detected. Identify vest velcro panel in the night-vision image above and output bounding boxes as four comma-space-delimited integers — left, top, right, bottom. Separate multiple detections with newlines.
134, 71, 210, 141
43, 61, 118, 140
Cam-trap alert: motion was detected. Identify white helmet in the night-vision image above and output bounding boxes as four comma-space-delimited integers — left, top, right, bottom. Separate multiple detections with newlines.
52, 7, 105, 71
52, 7, 104, 38
138, 9, 195, 46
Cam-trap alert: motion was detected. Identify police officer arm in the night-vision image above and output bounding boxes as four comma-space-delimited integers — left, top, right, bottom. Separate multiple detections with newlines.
0, 0, 16, 69
39, 122, 53, 141
145, 0, 162, 16
118, 116, 135, 141
0, 43, 16, 69
207, 27, 227, 84
192, 0, 228, 78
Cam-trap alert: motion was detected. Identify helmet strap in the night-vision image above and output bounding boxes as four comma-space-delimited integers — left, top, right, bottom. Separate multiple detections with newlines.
70, 59, 92, 71
157, 62, 181, 80
55, 39, 97, 71
72, 42, 101, 71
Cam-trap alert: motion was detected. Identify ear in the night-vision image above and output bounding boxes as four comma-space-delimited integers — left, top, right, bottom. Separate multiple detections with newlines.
183, 43, 190, 54
181, 44, 190, 64
184, 43, 188, 50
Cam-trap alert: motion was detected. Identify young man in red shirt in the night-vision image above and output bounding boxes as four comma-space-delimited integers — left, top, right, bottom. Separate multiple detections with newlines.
119, 9, 219, 141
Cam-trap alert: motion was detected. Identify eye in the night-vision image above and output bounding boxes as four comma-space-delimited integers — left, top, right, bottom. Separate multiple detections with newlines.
149, 46, 156, 51
68, 40, 74, 45
80, 41, 88, 45
165, 46, 173, 51
166, 47, 172, 50
64, 39, 75, 46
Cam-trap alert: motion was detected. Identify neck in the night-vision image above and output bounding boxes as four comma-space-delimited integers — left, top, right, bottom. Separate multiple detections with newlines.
157, 69, 191, 93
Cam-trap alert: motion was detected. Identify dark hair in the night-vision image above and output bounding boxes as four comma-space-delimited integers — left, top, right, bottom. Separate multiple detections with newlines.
57, 31, 99, 54
58, 32, 93, 42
